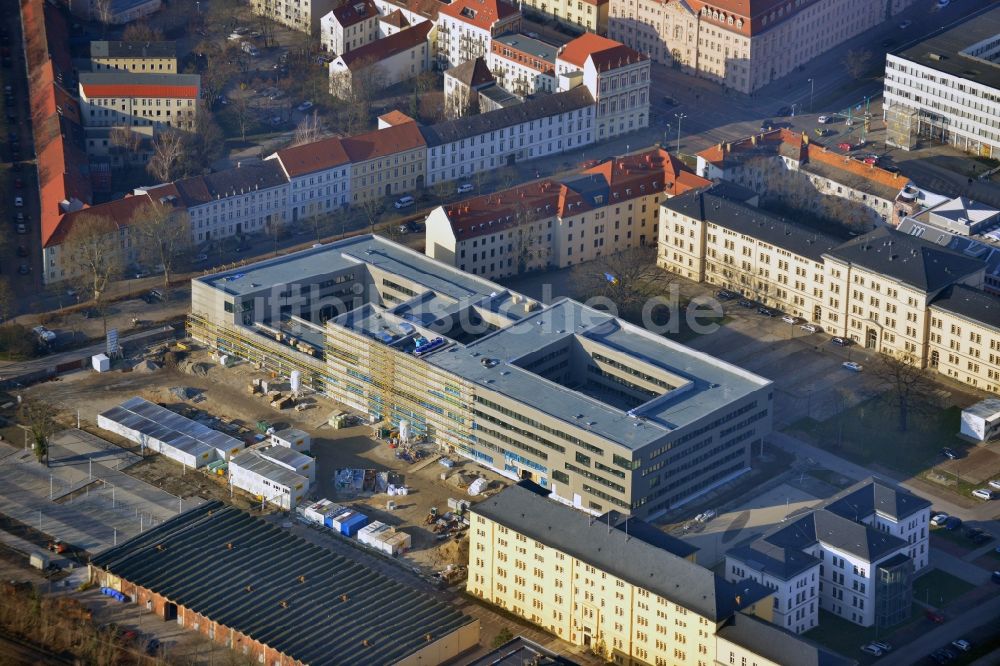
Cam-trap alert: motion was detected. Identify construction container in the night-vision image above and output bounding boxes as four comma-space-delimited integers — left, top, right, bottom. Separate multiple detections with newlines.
305, 499, 333, 525
358, 521, 391, 547
29, 551, 49, 570
386, 500, 397, 511
447, 498, 471, 513
383, 531, 411, 556
337, 511, 368, 537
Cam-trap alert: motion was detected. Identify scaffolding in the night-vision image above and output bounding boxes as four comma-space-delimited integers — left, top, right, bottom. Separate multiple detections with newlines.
885, 104, 918, 151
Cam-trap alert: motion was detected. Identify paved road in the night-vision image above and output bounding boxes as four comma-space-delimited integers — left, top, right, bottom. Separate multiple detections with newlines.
880, 595, 1000, 666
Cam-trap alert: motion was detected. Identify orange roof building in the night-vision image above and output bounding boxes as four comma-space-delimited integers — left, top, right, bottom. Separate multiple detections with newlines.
436, 0, 521, 68
78, 71, 201, 133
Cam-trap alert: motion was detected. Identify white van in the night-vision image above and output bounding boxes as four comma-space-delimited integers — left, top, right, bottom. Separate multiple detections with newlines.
972, 488, 995, 501
457, 183, 474, 194
394, 195, 415, 209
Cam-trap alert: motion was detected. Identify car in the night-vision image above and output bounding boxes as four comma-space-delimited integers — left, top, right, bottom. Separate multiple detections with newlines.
863, 155, 879, 165
842, 361, 863, 372
14, 212, 24, 223
988, 479, 1000, 491
931, 648, 955, 664
972, 488, 996, 501
14, 196, 22, 207
695, 509, 717, 523
775, 106, 792, 117
194, 253, 209, 263
18, 263, 29, 275
759, 120, 774, 131
944, 516, 962, 531
800, 323, 820, 333
814, 128, 831, 137
817, 115, 834, 124
838, 142, 853, 151
860, 644, 883, 657
661, 96, 678, 107
148, 289, 163, 301
394, 195, 415, 209
831, 336, 851, 346
931, 512, 949, 526
32, 325, 55, 342
781, 315, 799, 324
737, 298, 755, 308
716, 289, 737, 300
964, 527, 983, 539
457, 182, 474, 194
296, 101, 313, 112
757, 306, 775, 317
941, 447, 960, 460
15, 245, 27, 257
972, 531, 992, 545
16, 223, 26, 234
883, 165, 900, 174
133, 269, 150, 279
869, 641, 892, 653
950, 640, 971, 652
925, 609, 945, 624
145, 638, 161, 655
269, 116, 283, 127
898, 19, 912, 29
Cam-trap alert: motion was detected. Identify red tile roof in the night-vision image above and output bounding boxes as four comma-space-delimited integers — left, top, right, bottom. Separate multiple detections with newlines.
331, 0, 378, 27
80, 83, 199, 99
806, 144, 910, 192
380, 9, 410, 28
444, 148, 709, 241
695, 127, 804, 167
558, 34, 644, 70
340, 22, 431, 68
53, 193, 158, 247
272, 136, 351, 178
439, 0, 520, 31
687, 0, 823, 38
378, 110, 417, 127
342, 121, 427, 163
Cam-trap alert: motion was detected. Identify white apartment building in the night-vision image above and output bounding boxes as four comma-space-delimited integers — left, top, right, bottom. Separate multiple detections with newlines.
329, 24, 432, 100
229, 449, 310, 510
142, 161, 291, 244
884, 7, 1000, 157
608, 0, 916, 94
251, 0, 337, 34
373, 0, 439, 27
320, 0, 379, 55
436, 0, 521, 68
727, 478, 930, 632
488, 33, 558, 96
267, 136, 352, 222
556, 34, 649, 140
421, 87, 595, 187
78, 71, 200, 132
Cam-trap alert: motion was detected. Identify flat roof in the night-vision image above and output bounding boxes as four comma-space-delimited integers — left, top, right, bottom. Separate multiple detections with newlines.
473, 484, 773, 622
91, 502, 476, 665
494, 33, 559, 64
257, 444, 312, 469
893, 6, 1000, 92
99, 397, 242, 458
231, 449, 308, 489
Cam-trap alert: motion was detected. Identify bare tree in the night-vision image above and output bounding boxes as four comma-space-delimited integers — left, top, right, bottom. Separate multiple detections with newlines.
0, 277, 14, 323
19, 398, 56, 466
292, 110, 326, 146
230, 91, 255, 142
869, 352, 936, 433
266, 217, 285, 256
334, 57, 385, 130
843, 49, 873, 81
571, 246, 676, 320
360, 196, 384, 234
132, 202, 192, 290
61, 214, 123, 335
121, 21, 164, 42
183, 104, 225, 174
147, 130, 186, 183
109, 127, 143, 168
94, 0, 114, 37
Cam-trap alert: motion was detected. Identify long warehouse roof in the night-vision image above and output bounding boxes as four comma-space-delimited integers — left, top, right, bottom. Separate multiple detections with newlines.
99, 397, 242, 457
91, 502, 475, 665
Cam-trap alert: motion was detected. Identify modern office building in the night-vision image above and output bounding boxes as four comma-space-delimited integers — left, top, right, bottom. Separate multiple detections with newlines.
189, 235, 772, 517
726, 478, 929, 631
469, 482, 852, 665
884, 7, 1000, 157
608, 0, 917, 94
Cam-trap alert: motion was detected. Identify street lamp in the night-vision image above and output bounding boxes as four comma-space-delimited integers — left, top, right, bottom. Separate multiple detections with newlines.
808, 78, 815, 113
674, 112, 687, 153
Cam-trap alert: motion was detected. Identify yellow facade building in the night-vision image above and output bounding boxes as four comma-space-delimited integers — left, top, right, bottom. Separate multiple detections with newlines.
469, 482, 852, 666
89, 40, 177, 73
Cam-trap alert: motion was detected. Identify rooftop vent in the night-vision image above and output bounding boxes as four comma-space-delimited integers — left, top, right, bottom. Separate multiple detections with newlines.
928, 53, 945, 61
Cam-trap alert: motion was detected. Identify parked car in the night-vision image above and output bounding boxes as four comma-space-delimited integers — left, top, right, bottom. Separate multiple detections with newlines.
931, 512, 949, 526
842, 361, 863, 372
457, 182, 474, 194
950, 640, 971, 652
814, 128, 831, 137
831, 336, 851, 346
944, 516, 962, 531
32, 325, 56, 342
817, 115, 835, 124
194, 253, 209, 263
899, 19, 912, 29
800, 323, 819, 333
860, 644, 883, 657
930, 647, 955, 664
972, 488, 996, 501
941, 447, 960, 460
15, 245, 27, 257
759, 120, 774, 131
757, 306, 775, 317
775, 106, 792, 117
393, 195, 415, 209
837, 142, 853, 151
781, 315, 799, 324
695, 509, 717, 523
661, 96, 678, 107
737, 298, 754, 308
18, 263, 29, 275
145, 638, 161, 656
925, 609, 945, 623
296, 100, 314, 112
15, 223, 26, 234
14, 195, 22, 207
862, 155, 879, 165
869, 641, 892, 653
988, 479, 1000, 491
716, 289, 737, 300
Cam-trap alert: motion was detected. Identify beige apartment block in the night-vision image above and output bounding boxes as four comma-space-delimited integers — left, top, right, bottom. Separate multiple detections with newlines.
659, 186, 999, 394
608, 0, 917, 94
520, 0, 609, 34
251, 0, 336, 34
928, 286, 1000, 395
426, 148, 709, 280
90, 41, 177, 73
468, 483, 850, 666
345, 122, 427, 204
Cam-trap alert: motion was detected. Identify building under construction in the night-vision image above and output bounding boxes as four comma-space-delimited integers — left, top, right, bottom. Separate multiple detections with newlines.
188, 236, 772, 518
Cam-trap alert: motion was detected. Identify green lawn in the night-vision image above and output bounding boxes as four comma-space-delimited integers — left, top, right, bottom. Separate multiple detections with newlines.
913, 569, 975, 608
804, 607, 921, 657
786, 398, 966, 476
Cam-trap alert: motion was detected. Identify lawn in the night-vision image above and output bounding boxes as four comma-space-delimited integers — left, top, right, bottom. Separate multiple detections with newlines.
786, 398, 966, 476
913, 569, 975, 608
804, 607, 921, 658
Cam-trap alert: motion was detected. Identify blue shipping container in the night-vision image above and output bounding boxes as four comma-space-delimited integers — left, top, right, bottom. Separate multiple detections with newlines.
340, 512, 368, 537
